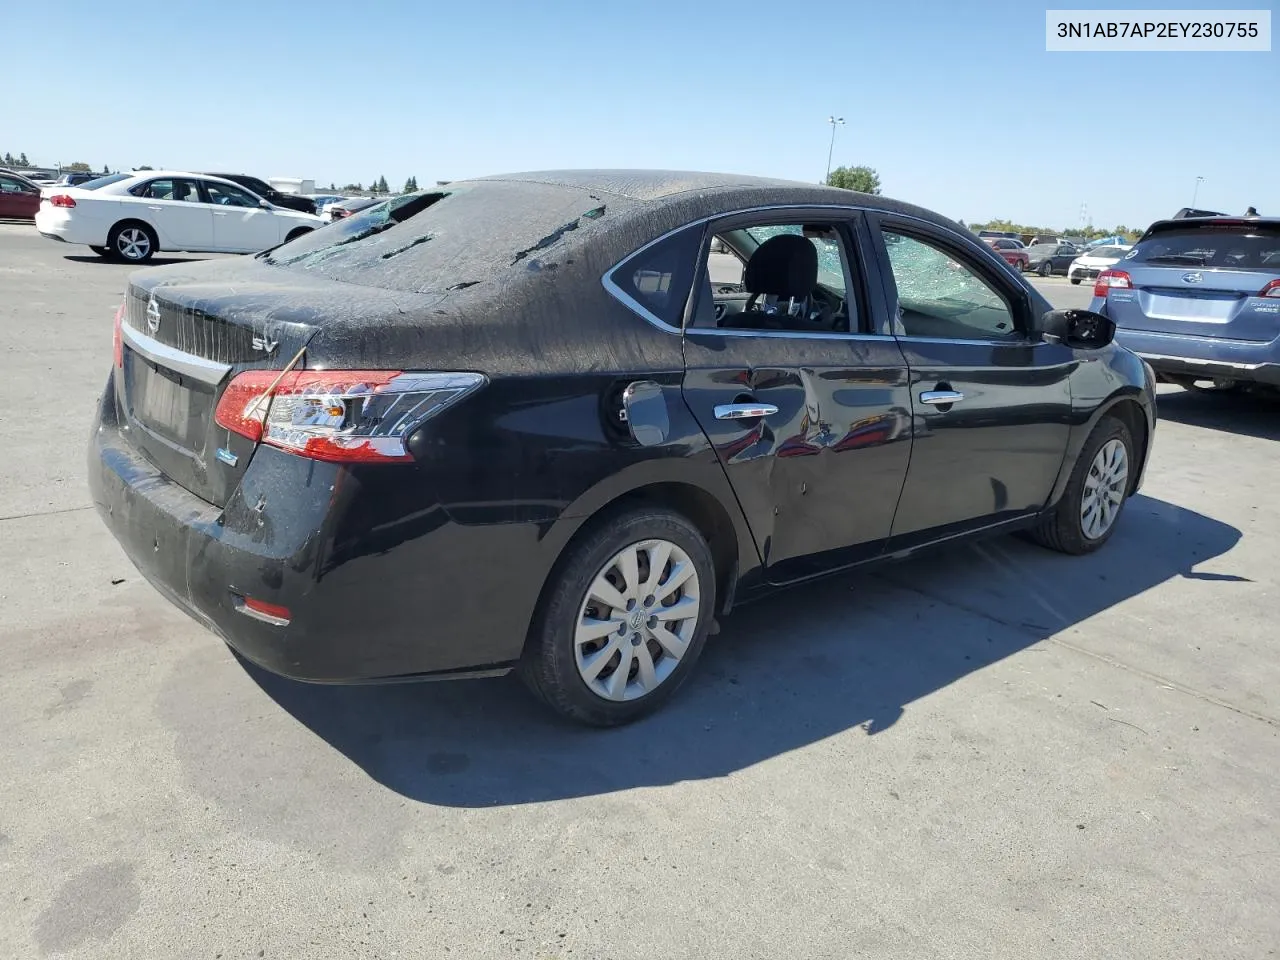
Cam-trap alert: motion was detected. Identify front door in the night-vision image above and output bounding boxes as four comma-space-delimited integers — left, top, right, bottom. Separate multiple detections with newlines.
131, 177, 212, 249
679, 212, 914, 583
202, 179, 282, 253
869, 217, 1075, 550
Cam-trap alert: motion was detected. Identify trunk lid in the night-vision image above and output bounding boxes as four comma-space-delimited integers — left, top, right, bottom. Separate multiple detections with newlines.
1105, 265, 1280, 342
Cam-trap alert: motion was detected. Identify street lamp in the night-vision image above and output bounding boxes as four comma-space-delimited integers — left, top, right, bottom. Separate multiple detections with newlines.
824, 116, 845, 184
1192, 176, 1205, 207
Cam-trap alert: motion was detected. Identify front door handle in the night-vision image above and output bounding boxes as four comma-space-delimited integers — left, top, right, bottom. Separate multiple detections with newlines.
920, 390, 965, 406
715, 402, 778, 420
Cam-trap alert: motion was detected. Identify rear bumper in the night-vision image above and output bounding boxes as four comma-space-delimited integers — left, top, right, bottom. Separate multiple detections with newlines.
89, 376, 563, 683
1113, 330, 1280, 386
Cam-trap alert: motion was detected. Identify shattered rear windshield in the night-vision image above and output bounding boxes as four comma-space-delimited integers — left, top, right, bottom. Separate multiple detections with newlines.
260, 181, 616, 294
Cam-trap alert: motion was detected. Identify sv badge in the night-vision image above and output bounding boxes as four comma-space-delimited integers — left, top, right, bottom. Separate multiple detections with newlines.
251, 335, 279, 354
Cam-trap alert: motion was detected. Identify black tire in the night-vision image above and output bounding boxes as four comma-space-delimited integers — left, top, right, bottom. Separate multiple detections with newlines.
284, 227, 313, 243
1027, 416, 1134, 556
89, 245, 110, 257
519, 506, 717, 726
1070, 277, 1081, 285
1038, 260, 1052, 277
107, 222, 157, 263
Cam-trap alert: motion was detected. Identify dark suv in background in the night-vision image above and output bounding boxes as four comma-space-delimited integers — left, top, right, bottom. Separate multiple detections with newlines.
1091, 216, 1280, 394
199, 173, 317, 215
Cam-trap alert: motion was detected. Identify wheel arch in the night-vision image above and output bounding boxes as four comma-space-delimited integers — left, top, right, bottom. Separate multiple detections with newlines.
284, 226, 313, 242
1048, 387, 1153, 507
108, 217, 161, 251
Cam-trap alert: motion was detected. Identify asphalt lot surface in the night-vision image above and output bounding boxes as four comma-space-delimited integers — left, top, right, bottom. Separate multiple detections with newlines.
1, 221, 1276, 959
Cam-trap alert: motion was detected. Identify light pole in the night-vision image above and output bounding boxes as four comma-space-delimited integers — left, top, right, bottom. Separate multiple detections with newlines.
1192, 176, 1205, 207
824, 116, 845, 184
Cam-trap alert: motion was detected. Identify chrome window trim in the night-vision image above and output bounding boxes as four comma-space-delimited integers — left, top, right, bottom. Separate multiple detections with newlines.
601, 202, 1003, 343
120, 319, 232, 385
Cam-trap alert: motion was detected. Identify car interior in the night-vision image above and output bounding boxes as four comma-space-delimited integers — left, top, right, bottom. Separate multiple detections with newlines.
691, 223, 854, 333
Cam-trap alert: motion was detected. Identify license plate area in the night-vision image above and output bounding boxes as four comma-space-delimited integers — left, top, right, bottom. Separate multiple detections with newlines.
125, 350, 214, 452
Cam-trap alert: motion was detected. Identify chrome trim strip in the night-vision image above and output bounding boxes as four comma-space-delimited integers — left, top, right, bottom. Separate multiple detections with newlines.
920, 390, 965, 405
714, 403, 779, 420
120, 319, 233, 385
1137, 352, 1264, 371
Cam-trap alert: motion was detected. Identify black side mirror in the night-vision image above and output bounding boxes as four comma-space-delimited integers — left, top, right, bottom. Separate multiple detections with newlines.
1041, 309, 1115, 349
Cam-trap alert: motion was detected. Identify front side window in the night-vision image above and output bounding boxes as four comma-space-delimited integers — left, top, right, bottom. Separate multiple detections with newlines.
691, 221, 857, 333
881, 230, 1019, 341
0, 175, 28, 194
205, 181, 261, 208
132, 178, 200, 202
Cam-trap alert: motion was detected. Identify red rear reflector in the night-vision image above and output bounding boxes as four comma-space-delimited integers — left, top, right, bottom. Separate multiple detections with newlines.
112, 303, 124, 368
1259, 279, 1280, 299
49, 193, 76, 208
1094, 269, 1132, 298
236, 596, 292, 626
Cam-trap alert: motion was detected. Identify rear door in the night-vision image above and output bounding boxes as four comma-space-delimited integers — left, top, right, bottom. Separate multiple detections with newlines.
202, 179, 282, 252
868, 216, 1075, 547
1101, 223, 1280, 343
129, 177, 213, 249
672, 210, 913, 583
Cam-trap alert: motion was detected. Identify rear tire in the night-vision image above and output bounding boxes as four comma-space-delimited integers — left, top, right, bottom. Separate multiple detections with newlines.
1038, 260, 1052, 277
519, 507, 716, 726
1027, 416, 1134, 556
1070, 277, 1081, 285
107, 222, 157, 263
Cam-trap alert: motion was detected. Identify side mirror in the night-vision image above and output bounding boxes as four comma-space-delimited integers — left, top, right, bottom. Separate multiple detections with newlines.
259, 199, 272, 209
1041, 309, 1115, 349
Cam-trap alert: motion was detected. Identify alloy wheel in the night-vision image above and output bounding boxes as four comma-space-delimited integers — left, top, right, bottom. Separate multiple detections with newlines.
118, 228, 151, 261
1080, 438, 1128, 540
573, 538, 701, 702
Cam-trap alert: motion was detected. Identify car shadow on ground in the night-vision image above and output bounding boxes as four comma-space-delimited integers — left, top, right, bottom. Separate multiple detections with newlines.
1156, 387, 1280, 441
62, 254, 207, 267
241, 493, 1241, 807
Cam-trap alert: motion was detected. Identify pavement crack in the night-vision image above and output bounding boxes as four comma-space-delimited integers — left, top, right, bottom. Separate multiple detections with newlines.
0, 504, 93, 523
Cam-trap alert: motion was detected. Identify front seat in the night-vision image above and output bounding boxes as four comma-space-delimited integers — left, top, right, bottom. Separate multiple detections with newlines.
729, 234, 828, 331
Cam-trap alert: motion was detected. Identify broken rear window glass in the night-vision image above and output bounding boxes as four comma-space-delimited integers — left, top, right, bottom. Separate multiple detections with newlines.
261, 182, 621, 294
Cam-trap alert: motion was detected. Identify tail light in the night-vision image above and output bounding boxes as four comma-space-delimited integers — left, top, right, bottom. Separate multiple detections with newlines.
112, 303, 124, 368
1259, 279, 1280, 299
1093, 269, 1132, 298
49, 193, 76, 208
213, 369, 486, 463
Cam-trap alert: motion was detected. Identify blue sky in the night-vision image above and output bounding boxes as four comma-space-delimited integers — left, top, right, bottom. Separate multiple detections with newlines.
5, 0, 1275, 228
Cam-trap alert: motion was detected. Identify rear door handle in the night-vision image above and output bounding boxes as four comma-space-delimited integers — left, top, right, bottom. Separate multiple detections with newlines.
920, 390, 965, 406
213, 211, 228, 216
715, 402, 778, 420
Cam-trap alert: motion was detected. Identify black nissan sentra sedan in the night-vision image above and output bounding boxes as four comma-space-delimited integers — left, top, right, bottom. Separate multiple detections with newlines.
90, 170, 1157, 726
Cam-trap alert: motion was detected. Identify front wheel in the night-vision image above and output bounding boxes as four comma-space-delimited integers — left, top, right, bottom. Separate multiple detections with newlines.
1070, 277, 1081, 285
520, 507, 716, 726
1027, 416, 1134, 555
1038, 260, 1052, 277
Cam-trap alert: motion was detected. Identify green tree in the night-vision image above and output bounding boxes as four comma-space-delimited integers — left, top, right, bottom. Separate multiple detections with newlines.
3, 152, 12, 165
826, 164, 881, 194
102, 164, 111, 174
403, 175, 419, 193
18, 152, 28, 166
370, 177, 380, 194
66, 161, 92, 173
133, 165, 154, 171
376, 175, 389, 193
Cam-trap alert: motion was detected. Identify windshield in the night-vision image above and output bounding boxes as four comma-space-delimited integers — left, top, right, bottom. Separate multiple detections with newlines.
261, 181, 620, 294
1126, 228, 1280, 271
79, 173, 131, 190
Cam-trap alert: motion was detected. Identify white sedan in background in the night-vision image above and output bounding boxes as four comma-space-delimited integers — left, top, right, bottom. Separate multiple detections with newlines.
34, 171, 324, 262
1067, 244, 1133, 285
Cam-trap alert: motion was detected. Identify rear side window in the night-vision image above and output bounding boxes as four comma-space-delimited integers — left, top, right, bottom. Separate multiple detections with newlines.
609, 226, 703, 329
1125, 227, 1280, 271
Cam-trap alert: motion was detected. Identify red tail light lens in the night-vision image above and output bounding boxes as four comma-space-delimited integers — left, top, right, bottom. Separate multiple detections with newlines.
112, 303, 124, 368
1258, 279, 1280, 299
213, 369, 486, 463
1093, 269, 1132, 298
49, 193, 76, 208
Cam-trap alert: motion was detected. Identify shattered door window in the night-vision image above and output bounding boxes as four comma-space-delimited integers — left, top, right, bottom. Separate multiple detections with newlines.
882, 231, 1018, 340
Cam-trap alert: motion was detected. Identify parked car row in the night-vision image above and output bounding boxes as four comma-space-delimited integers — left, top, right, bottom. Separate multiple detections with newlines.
33, 170, 324, 261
